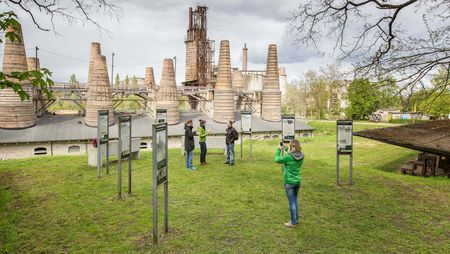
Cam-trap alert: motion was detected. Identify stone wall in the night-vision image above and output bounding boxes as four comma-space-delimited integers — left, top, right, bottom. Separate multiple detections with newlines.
0, 130, 314, 160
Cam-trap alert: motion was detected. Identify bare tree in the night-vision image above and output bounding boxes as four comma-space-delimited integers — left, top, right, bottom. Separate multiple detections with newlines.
0, 0, 122, 100
288, 0, 450, 95
2, 0, 121, 33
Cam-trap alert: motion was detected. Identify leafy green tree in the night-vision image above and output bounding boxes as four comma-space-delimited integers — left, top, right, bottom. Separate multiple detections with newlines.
413, 68, 450, 118
69, 74, 78, 83
346, 78, 379, 120
305, 71, 329, 119
124, 75, 129, 85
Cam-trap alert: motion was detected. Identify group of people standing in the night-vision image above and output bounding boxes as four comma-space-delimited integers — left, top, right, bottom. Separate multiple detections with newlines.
183, 118, 304, 228
184, 119, 238, 170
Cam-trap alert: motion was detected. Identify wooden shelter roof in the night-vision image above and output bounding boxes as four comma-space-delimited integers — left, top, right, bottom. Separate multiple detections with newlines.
353, 120, 450, 156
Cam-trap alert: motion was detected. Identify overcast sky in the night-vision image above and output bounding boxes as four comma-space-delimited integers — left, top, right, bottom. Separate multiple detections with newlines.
0, 0, 430, 84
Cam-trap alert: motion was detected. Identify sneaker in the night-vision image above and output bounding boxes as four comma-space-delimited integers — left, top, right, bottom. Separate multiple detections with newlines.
229, 163, 234, 166
190, 166, 197, 170
224, 161, 230, 164
284, 222, 296, 228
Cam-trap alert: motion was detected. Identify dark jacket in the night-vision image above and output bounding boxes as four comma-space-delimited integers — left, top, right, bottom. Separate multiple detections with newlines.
184, 124, 196, 152
225, 126, 239, 145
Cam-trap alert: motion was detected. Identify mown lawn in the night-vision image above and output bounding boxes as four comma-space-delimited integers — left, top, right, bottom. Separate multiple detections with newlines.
1, 122, 449, 253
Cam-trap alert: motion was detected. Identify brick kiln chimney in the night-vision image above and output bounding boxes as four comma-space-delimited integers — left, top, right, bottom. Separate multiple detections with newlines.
261, 44, 282, 122
144, 67, 156, 89
26, 57, 40, 70
85, 54, 114, 127
155, 59, 180, 125
213, 40, 235, 123
242, 43, 248, 71
87, 42, 101, 89
0, 24, 36, 129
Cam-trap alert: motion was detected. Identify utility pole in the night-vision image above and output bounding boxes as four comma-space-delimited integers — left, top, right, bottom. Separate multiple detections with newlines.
173, 56, 177, 76
35, 46, 39, 70
111, 52, 115, 87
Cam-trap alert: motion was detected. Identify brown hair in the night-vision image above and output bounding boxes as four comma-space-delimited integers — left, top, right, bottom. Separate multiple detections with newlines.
186, 119, 193, 125
289, 140, 302, 153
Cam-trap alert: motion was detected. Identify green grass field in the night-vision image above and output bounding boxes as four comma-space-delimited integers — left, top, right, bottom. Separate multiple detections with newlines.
1, 122, 449, 253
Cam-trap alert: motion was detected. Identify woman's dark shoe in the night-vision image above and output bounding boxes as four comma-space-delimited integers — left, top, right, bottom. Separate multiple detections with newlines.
224, 161, 230, 164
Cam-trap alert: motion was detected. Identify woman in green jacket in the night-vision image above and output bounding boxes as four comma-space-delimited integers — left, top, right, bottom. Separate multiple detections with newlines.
274, 140, 304, 227
197, 119, 209, 165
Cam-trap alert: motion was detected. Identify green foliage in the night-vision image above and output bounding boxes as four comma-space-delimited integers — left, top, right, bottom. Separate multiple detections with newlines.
347, 79, 390, 120
124, 75, 129, 85
69, 74, 78, 83
0, 69, 54, 101
388, 119, 428, 124
411, 68, 450, 118
0, 11, 20, 44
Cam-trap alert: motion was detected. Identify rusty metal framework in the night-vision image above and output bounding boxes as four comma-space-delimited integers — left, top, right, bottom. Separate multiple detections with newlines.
184, 5, 214, 87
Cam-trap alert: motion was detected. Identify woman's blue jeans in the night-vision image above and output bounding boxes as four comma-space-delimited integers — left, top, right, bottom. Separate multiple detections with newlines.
284, 183, 300, 224
226, 143, 235, 164
186, 150, 194, 168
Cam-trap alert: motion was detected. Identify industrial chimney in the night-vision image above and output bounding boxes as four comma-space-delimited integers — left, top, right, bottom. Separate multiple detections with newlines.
27, 57, 40, 71
213, 40, 235, 123
261, 44, 282, 122
87, 42, 101, 89
0, 24, 36, 129
155, 59, 180, 125
144, 67, 156, 89
242, 43, 248, 71
85, 54, 114, 126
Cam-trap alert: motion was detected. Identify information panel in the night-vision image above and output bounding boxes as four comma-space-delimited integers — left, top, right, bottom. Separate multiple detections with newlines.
156, 109, 167, 124
282, 115, 296, 141
152, 122, 169, 244
119, 116, 131, 158
241, 111, 252, 133
153, 123, 168, 186
98, 110, 109, 144
337, 120, 353, 154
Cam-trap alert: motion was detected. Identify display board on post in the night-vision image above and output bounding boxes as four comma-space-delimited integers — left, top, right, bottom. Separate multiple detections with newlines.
156, 108, 167, 123
118, 116, 132, 198
336, 120, 353, 185
282, 115, 296, 142
240, 111, 252, 158
97, 110, 109, 178
152, 122, 169, 244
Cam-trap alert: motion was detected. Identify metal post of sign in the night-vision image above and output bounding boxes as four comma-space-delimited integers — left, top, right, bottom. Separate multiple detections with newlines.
163, 123, 169, 233
336, 120, 353, 186
106, 114, 109, 175
152, 122, 169, 244
249, 133, 252, 159
97, 119, 101, 178
128, 117, 132, 194
118, 115, 132, 197
240, 111, 252, 159
118, 118, 122, 198
97, 110, 110, 178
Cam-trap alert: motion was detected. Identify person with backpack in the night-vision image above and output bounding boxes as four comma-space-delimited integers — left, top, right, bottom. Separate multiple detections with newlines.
274, 140, 304, 227
225, 120, 239, 166
184, 119, 197, 170
197, 119, 209, 165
